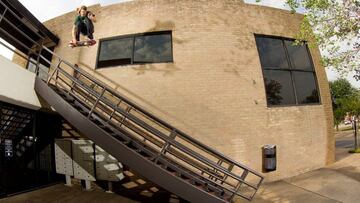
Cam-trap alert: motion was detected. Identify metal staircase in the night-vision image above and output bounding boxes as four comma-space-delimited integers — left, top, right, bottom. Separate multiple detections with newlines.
34, 59, 263, 202
0, 1, 264, 202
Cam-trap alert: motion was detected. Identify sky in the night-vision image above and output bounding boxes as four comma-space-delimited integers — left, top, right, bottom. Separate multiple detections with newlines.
0, 0, 358, 88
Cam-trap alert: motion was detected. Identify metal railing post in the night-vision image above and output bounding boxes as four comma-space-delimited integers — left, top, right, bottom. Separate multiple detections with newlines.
47, 59, 62, 84
354, 120, 358, 149
155, 130, 177, 163
88, 88, 106, 118
107, 100, 122, 123
119, 106, 133, 128
0, 8, 8, 23
35, 40, 44, 76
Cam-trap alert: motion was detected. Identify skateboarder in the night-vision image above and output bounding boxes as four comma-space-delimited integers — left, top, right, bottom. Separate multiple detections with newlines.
71, 5, 96, 45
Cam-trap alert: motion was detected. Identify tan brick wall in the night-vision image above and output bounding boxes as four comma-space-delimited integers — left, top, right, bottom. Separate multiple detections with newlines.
39, 0, 334, 181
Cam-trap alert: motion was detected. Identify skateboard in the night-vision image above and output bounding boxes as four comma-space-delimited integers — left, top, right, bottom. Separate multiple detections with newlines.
69, 39, 96, 48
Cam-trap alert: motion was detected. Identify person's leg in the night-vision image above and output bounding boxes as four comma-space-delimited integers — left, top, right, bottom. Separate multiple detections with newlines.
74, 22, 83, 41
87, 33, 94, 40
84, 19, 94, 40
80, 23, 88, 39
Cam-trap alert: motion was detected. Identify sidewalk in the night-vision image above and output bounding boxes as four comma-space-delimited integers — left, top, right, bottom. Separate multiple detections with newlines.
250, 130, 360, 203
250, 154, 360, 203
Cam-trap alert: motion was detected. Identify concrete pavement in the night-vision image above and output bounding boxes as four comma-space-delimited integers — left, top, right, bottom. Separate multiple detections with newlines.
248, 129, 360, 203
249, 154, 360, 203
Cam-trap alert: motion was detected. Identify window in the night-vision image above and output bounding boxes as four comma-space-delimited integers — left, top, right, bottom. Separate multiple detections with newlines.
97, 31, 173, 68
255, 35, 320, 106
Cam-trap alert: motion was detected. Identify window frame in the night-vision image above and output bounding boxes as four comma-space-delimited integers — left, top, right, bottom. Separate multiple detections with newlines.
96, 30, 173, 69
254, 34, 322, 107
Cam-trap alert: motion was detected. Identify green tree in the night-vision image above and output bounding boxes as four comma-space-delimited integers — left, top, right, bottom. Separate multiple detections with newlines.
329, 78, 358, 130
256, 0, 360, 77
341, 95, 360, 149
329, 78, 358, 99
342, 94, 360, 117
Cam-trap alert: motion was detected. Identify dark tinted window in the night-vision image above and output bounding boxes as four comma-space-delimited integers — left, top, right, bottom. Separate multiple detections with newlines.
98, 37, 133, 67
293, 72, 320, 104
264, 70, 296, 105
99, 37, 133, 61
255, 37, 289, 69
134, 34, 172, 63
97, 31, 173, 68
285, 40, 313, 70
256, 35, 320, 106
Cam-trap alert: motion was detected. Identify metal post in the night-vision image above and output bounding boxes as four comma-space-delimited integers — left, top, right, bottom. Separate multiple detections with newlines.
119, 106, 132, 128
47, 59, 62, 84
87, 88, 106, 118
107, 100, 122, 123
35, 41, 44, 76
0, 8, 8, 24
354, 120, 358, 149
154, 130, 177, 163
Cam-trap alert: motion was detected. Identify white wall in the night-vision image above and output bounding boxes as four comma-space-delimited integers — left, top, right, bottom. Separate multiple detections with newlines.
0, 55, 42, 110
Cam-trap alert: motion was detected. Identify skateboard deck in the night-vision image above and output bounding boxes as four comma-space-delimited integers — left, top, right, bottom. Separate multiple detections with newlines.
69, 40, 96, 48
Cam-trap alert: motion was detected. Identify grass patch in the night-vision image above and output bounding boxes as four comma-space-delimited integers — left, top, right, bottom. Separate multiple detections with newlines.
349, 148, 360, 153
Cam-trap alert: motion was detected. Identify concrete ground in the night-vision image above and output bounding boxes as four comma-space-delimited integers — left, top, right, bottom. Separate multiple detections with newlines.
1, 130, 359, 203
0, 184, 138, 203
250, 129, 360, 203
251, 154, 360, 203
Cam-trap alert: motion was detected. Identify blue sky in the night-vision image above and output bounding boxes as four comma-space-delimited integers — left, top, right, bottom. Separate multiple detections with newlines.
1, 0, 358, 87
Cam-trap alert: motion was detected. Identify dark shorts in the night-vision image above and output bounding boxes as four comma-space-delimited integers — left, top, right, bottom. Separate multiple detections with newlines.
75, 19, 94, 40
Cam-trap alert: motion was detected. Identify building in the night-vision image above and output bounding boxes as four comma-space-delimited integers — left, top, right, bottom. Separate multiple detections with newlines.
1, 0, 334, 202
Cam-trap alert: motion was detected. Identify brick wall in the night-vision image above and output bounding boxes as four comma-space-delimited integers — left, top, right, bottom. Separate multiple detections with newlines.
35, 0, 334, 181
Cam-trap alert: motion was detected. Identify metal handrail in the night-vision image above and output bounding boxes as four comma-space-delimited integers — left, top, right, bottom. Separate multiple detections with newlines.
0, 1, 264, 200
